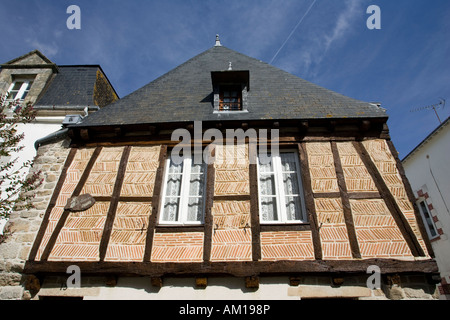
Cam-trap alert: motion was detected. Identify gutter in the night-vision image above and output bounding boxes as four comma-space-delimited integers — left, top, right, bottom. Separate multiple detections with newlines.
34, 106, 91, 150
34, 128, 69, 150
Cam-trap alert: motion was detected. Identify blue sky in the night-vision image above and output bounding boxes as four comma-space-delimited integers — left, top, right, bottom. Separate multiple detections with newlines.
0, 0, 449, 158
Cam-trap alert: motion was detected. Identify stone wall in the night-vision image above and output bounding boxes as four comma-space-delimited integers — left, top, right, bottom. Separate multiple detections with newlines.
0, 138, 71, 300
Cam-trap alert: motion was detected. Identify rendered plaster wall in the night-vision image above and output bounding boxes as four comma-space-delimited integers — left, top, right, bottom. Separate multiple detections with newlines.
34, 274, 439, 300
403, 121, 450, 299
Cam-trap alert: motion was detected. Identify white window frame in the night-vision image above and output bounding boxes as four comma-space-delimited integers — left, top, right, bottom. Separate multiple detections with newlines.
257, 149, 307, 224
159, 154, 207, 226
417, 198, 439, 240
6, 79, 34, 102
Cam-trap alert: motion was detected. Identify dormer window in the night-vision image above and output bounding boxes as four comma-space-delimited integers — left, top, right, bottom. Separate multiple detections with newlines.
5, 76, 35, 103
219, 85, 242, 111
211, 70, 249, 113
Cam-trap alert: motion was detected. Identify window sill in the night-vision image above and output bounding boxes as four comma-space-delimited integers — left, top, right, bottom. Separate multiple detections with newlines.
213, 110, 249, 114
155, 225, 205, 233
260, 223, 311, 232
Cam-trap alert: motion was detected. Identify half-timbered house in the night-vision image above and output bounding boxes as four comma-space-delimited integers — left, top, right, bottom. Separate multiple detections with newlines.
1, 38, 440, 300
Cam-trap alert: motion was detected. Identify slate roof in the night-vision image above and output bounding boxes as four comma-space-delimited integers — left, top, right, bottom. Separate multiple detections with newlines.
34, 66, 108, 108
74, 45, 387, 127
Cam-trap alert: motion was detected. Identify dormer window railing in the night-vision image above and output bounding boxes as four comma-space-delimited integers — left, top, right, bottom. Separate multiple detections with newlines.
219, 86, 242, 111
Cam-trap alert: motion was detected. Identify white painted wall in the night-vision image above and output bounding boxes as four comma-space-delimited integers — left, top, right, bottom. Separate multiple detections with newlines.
36, 276, 384, 300
403, 120, 450, 281
0, 117, 63, 208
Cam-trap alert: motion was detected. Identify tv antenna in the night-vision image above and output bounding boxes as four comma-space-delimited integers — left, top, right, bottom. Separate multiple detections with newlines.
410, 98, 446, 124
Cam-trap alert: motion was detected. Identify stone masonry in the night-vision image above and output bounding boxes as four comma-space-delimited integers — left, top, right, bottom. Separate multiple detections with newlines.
0, 138, 71, 300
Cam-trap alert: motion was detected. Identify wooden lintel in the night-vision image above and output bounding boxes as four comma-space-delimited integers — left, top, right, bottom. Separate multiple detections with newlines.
23, 259, 439, 278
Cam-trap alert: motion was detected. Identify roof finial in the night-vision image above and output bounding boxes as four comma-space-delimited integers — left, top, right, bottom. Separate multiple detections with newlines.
215, 34, 222, 47
228, 62, 232, 71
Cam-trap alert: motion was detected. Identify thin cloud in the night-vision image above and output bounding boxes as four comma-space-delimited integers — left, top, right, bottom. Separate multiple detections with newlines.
324, 0, 362, 52
270, 0, 318, 64
289, 0, 364, 78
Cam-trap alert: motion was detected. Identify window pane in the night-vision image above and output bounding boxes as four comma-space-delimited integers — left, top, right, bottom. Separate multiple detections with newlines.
12, 82, 23, 91
420, 201, 437, 237
280, 152, 297, 172
259, 174, 276, 195
165, 174, 182, 197
162, 198, 180, 222
187, 197, 203, 222
258, 156, 274, 173
189, 174, 204, 197
191, 163, 204, 174
285, 196, 301, 221
283, 172, 300, 195
7, 91, 16, 100
261, 197, 278, 221
168, 159, 183, 174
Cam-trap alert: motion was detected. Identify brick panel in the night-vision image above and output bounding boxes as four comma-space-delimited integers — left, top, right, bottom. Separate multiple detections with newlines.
151, 232, 204, 262
105, 202, 152, 262
336, 142, 377, 192
306, 142, 338, 193
47, 202, 110, 261
315, 198, 352, 260
211, 229, 252, 261
35, 148, 95, 261
212, 201, 250, 229
121, 146, 160, 197
362, 140, 428, 256
81, 147, 123, 196
260, 231, 315, 261
350, 199, 414, 259
214, 144, 250, 195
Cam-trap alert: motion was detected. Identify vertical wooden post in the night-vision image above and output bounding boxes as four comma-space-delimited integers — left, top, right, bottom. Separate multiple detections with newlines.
143, 145, 168, 262
298, 143, 322, 260
203, 146, 215, 262
249, 143, 261, 261
331, 141, 361, 259
99, 146, 131, 261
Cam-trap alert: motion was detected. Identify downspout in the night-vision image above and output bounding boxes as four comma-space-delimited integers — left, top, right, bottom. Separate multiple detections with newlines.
34, 128, 69, 150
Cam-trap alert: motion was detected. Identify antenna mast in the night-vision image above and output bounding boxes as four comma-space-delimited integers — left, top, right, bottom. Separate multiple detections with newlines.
410, 98, 446, 124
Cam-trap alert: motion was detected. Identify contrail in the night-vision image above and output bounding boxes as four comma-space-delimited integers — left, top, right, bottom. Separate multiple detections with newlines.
269, 0, 318, 64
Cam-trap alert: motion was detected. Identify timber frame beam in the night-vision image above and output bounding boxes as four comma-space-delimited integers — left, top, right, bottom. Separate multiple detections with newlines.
24, 259, 438, 278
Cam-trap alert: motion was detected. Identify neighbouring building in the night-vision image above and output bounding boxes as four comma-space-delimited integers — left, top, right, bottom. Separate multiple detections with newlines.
0, 38, 440, 300
0, 49, 119, 168
402, 116, 450, 300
